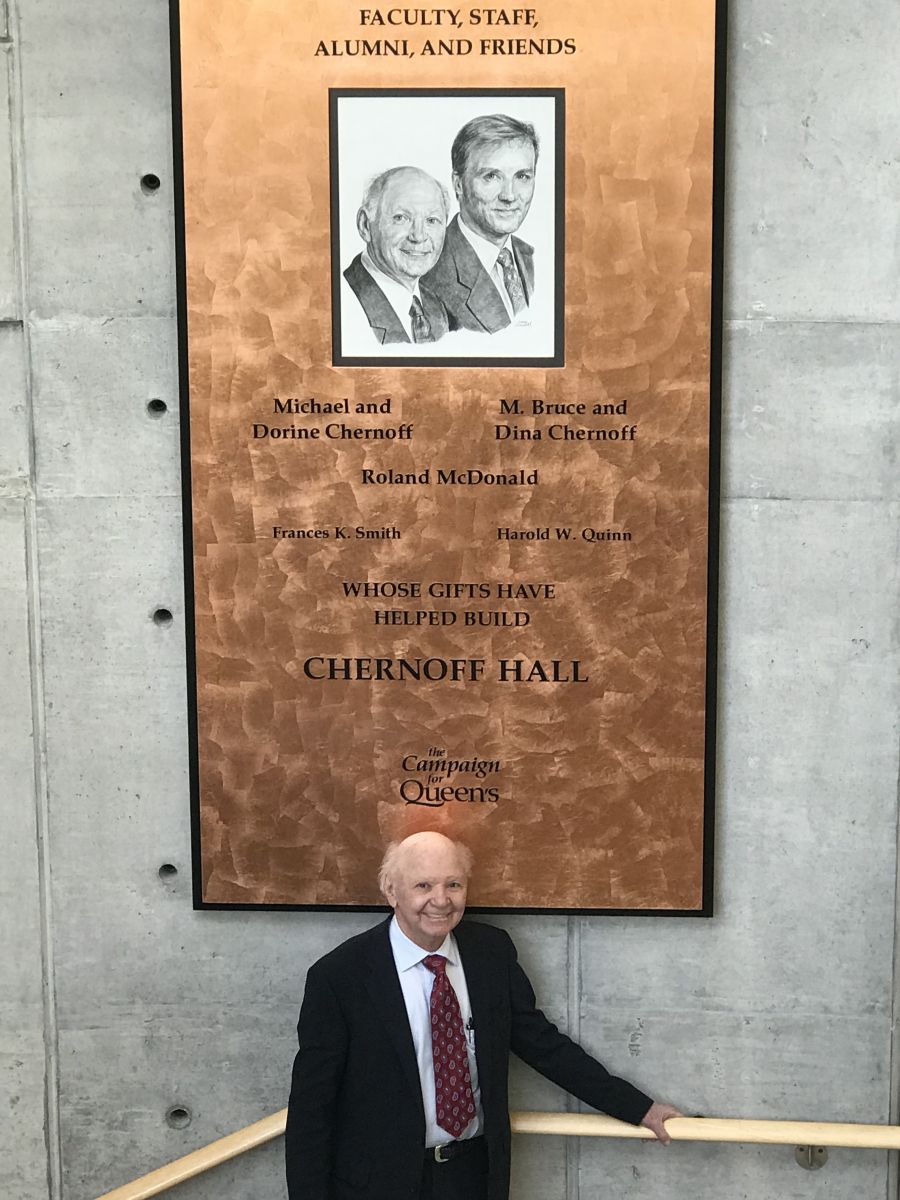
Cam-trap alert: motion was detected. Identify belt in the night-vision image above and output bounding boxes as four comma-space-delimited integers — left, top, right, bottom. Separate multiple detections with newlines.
427, 1135, 486, 1164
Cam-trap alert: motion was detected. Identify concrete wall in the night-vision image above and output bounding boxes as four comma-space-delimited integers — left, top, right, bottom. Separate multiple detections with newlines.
2, 1, 899, 1198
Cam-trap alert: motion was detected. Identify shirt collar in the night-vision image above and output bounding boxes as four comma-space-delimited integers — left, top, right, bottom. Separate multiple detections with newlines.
456, 215, 510, 274
360, 252, 421, 325
389, 916, 458, 972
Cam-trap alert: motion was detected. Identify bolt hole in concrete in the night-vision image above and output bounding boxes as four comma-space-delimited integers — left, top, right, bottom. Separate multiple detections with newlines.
158, 864, 178, 880
147, 398, 168, 417
166, 1106, 192, 1130
153, 608, 174, 626
141, 173, 162, 193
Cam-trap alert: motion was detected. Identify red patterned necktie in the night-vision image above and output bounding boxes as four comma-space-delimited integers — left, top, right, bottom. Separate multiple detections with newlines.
423, 954, 476, 1138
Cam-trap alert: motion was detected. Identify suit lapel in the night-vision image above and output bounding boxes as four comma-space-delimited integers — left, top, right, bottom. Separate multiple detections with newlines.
358, 276, 411, 344
420, 286, 449, 341
362, 919, 424, 1112
467, 272, 511, 334
512, 237, 535, 304
344, 255, 412, 344
447, 219, 511, 334
454, 922, 495, 1108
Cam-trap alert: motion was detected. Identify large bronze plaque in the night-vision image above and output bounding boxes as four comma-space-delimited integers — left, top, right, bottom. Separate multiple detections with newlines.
172, 0, 723, 912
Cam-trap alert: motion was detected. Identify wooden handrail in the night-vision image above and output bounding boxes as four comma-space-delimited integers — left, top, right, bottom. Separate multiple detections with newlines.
511, 1111, 900, 1147
95, 1110, 286, 1200
94, 1109, 900, 1200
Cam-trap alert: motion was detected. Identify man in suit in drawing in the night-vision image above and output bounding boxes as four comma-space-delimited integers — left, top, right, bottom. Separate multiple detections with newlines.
422, 114, 538, 336
285, 831, 679, 1200
342, 166, 451, 346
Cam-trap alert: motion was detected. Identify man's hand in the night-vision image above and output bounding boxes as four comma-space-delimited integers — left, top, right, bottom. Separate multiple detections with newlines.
640, 1102, 683, 1145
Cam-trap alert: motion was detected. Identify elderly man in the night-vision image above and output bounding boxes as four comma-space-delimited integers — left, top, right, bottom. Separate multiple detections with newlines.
343, 165, 451, 345
286, 831, 679, 1200
422, 114, 537, 334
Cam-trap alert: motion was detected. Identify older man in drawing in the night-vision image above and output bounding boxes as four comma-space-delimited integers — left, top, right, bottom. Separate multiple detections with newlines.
343, 165, 451, 345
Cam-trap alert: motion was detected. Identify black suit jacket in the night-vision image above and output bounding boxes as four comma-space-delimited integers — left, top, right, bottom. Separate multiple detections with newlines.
421, 215, 535, 334
343, 254, 450, 345
285, 918, 652, 1200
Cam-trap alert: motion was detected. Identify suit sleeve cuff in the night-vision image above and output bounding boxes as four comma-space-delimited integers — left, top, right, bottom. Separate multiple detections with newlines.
612, 1086, 655, 1126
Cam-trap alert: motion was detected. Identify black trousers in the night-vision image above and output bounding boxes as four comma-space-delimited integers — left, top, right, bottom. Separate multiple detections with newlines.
418, 1138, 489, 1200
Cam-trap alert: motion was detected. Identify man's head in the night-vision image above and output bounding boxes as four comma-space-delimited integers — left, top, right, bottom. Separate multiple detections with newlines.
451, 114, 539, 246
378, 832, 473, 951
357, 166, 449, 290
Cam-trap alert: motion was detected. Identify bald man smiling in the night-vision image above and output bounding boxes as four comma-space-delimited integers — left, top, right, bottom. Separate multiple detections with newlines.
343, 166, 451, 345
286, 832, 680, 1200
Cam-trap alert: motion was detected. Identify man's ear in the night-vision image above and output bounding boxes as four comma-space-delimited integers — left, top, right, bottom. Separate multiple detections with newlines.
451, 173, 462, 203
357, 207, 370, 243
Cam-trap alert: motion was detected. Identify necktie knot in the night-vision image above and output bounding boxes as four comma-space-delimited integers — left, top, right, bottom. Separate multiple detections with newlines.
423, 954, 447, 977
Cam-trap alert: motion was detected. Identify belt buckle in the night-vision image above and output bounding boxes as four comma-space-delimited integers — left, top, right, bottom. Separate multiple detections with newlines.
433, 1144, 451, 1163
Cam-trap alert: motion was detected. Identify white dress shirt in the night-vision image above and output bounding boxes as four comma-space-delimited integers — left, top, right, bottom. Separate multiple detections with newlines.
456, 217, 523, 319
360, 252, 422, 339
388, 917, 484, 1147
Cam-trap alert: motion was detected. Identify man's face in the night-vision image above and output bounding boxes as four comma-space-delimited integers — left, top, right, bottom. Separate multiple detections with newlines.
454, 137, 536, 245
359, 170, 446, 288
384, 839, 469, 951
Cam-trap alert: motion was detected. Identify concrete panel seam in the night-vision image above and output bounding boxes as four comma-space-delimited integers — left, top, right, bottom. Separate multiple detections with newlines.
0, 478, 33, 498
34, 489, 180, 501
7, 1, 61, 1195
1, 45, 16, 321
724, 317, 900, 329
565, 918, 583, 1200
889, 544, 900, 1200
725, 495, 892, 505
29, 316, 119, 332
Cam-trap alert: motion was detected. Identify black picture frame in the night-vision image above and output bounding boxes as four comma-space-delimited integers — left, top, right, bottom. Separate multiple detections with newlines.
330, 88, 566, 369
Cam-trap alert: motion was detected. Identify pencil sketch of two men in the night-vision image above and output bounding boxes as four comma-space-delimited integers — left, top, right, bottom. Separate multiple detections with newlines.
342, 114, 537, 347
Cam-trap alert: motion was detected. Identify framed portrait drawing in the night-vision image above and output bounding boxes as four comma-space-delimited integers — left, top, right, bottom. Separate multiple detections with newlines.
331, 89, 564, 366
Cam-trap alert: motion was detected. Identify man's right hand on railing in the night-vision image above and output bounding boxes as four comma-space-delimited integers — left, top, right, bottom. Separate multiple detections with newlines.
640, 1102, 684, 1145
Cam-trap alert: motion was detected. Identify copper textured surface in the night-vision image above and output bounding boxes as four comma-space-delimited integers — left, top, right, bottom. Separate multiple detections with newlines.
177, 0, 719, 909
